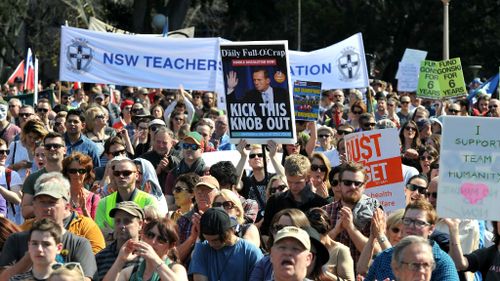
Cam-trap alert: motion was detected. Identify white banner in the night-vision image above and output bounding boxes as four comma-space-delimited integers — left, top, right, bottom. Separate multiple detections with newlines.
289, 33, 369, 90
59, 26, 224, 91
88, 17, 195, 38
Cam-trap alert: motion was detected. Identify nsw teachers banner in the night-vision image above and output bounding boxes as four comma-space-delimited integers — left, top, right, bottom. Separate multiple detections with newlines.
220, 41, 296, 144
344, 128, 405, 211
59, 26, 224, 91
438, 116, 500, 220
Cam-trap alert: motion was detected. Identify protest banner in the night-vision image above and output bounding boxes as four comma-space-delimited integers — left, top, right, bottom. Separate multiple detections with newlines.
220, 41, 296, 144
59, 26, 224, 92
396, 63, 421, 92
293, 81, 321, 121
289, 33, 369, 90
437, 116, 500, 221
88, 17, 195, 38
344, 128, 405, 211
417, 57, 467, 99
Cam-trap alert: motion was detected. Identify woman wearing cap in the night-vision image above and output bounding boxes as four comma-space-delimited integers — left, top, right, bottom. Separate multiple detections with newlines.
104, 218, 188, 281
84, 106, 116, 167
309, 153, 332, 200
399, 120, 422, 169
306, 208, 354, 281
213, 189, 260, 248
62, 152, 100, 219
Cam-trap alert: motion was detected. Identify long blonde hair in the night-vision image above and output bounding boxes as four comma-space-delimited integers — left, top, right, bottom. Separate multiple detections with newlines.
214, 189, 245, 224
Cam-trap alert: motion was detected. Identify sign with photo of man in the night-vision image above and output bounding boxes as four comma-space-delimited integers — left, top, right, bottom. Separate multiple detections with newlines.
220, 41, 296, 144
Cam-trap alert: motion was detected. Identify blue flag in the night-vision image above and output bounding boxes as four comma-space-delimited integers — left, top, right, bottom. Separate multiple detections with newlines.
468, 74, 499, 103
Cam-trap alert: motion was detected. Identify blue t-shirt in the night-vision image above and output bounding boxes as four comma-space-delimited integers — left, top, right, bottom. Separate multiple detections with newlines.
189, 238, 263, 281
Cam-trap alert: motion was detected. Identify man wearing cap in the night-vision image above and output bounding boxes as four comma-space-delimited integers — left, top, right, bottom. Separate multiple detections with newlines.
0, 172, 97, 281
270, 226, 314, 281
64, 109, 101, 168
176, 175, 219, 263
165, 131, 208, 205
140, 127, 180, 195
189, 208, 263, 281
95, 201, 144, 280
95, 157, 158, 235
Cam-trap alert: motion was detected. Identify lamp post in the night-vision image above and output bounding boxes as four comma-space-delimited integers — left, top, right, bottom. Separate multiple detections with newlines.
297, 0, 301, 51
441, 0, 450, 60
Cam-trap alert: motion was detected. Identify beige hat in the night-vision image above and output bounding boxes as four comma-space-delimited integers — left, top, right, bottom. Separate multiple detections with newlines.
195, 175, 220, 190
274, 226, 311, 251
110, 201, 145, 220
34, 180, 70, 201
317, 126, 335, 136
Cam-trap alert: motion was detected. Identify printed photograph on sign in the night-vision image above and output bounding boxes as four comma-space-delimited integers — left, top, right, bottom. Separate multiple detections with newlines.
220, 42, 296, 144
344, 128, 405, 211
293, 80, 322, 122
437, 116, 500, 221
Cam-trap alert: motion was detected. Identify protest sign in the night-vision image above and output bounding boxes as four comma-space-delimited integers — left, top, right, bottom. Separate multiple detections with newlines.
344, 128, 405, 211
59, 26, 224, 92
397, 63, 421, 92
437, 116, 500, 220
293, 81, 321, 121
220, 41, 296, 144
289, 33, 369, 89
88, 17, 195, 38
417, 58, 467, 99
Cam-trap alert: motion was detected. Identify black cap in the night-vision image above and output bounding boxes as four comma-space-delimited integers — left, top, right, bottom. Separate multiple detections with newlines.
200, 208, 237, 235
304, 226, 330, 268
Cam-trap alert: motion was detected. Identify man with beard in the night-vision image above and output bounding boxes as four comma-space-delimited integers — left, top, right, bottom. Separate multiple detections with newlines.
322, 161, 382, 267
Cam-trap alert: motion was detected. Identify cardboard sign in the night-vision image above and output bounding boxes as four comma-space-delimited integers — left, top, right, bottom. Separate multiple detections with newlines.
396, 48, 427, 91
344, 128, 405, 211
417, 58, 467, 99
293, 80, 321, 121
437, 116, 500, 220
220, 41, 296, 144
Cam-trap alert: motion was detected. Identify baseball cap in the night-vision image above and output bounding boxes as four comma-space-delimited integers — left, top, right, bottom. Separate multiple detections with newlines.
317, 126, 334, 136
416, 118, 431, 130
195, 175, 219, 190
200, 208, 237, 235
274, 226, 311, 251
183, 131, 203, 146
304, 227, 330, 267
34, 180, 70, 201
149, 119, 166, 127
109, 201, 145, 220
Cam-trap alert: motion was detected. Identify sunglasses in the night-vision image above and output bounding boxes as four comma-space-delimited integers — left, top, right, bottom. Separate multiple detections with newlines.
311, 164, 328, 172
362, 122, 376, 128
401, 101, 410, 104
352, 111, 363, 115
8, 104, 18, 108
391, 227, 400, 233
52, 262, 84, 274
111, 150, 126, 157
270, 184, 287, 194
330, 179, 339, 186
145, 231, 169, 244
404, 126, 417, 132
448, 109, 459, 114
212, 201, 236, 210
67, 168, 87, 175
182, 143, 200, 150
44, 143, 65, 150
342, 180, 364, 187
0, 149, 9, 155
419, 155, 434, 161
173, 186, 190, 193
150, 126, 161, 132
427, 192, 438, 199
113, 170, 135, 177
249, 153, 263, 159
318, 134, 331, 138
337, 130, 351, 135
19, 113, 33, 118
406, 183, 427, 194
36, 108, 49, 113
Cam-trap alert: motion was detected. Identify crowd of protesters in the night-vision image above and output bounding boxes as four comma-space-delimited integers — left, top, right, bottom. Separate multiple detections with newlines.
0, 77, 498, 281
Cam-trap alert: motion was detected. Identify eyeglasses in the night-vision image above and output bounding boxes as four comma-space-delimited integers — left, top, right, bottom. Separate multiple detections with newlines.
51, 262, 85, 275
448, 109, 459, 114
19, 113, 33, 118
318, 134, 331, 138
402, 217, 431, 228
427, 192, 438, 199
404, 126, 417, 132
36, 108, 49, 113
182, 143, 200, 150
212, 201, 236, 210
111, 149, 126, 157
67, 168, 87, 175
113, 170, 135, 177
44, 143, 65, 150
270, 184, 287, 194
489, 105, 499, 109
406, 183, 428, 194
95, 115, 105, 119
337, 130, 351, 135
249, 153, 263, 159
330, 179, 339, 186
390, 227, 400, 233
401, 261, 435, 272
173, 186, 190, 193
419, 155, 434, 161
0, 149, 9, 155
342, 180, 364, 187
311, 164, 328, 172
145, 231, 169, 244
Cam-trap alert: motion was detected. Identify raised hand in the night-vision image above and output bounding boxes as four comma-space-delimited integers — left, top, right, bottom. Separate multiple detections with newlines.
227, 71, 239, 93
